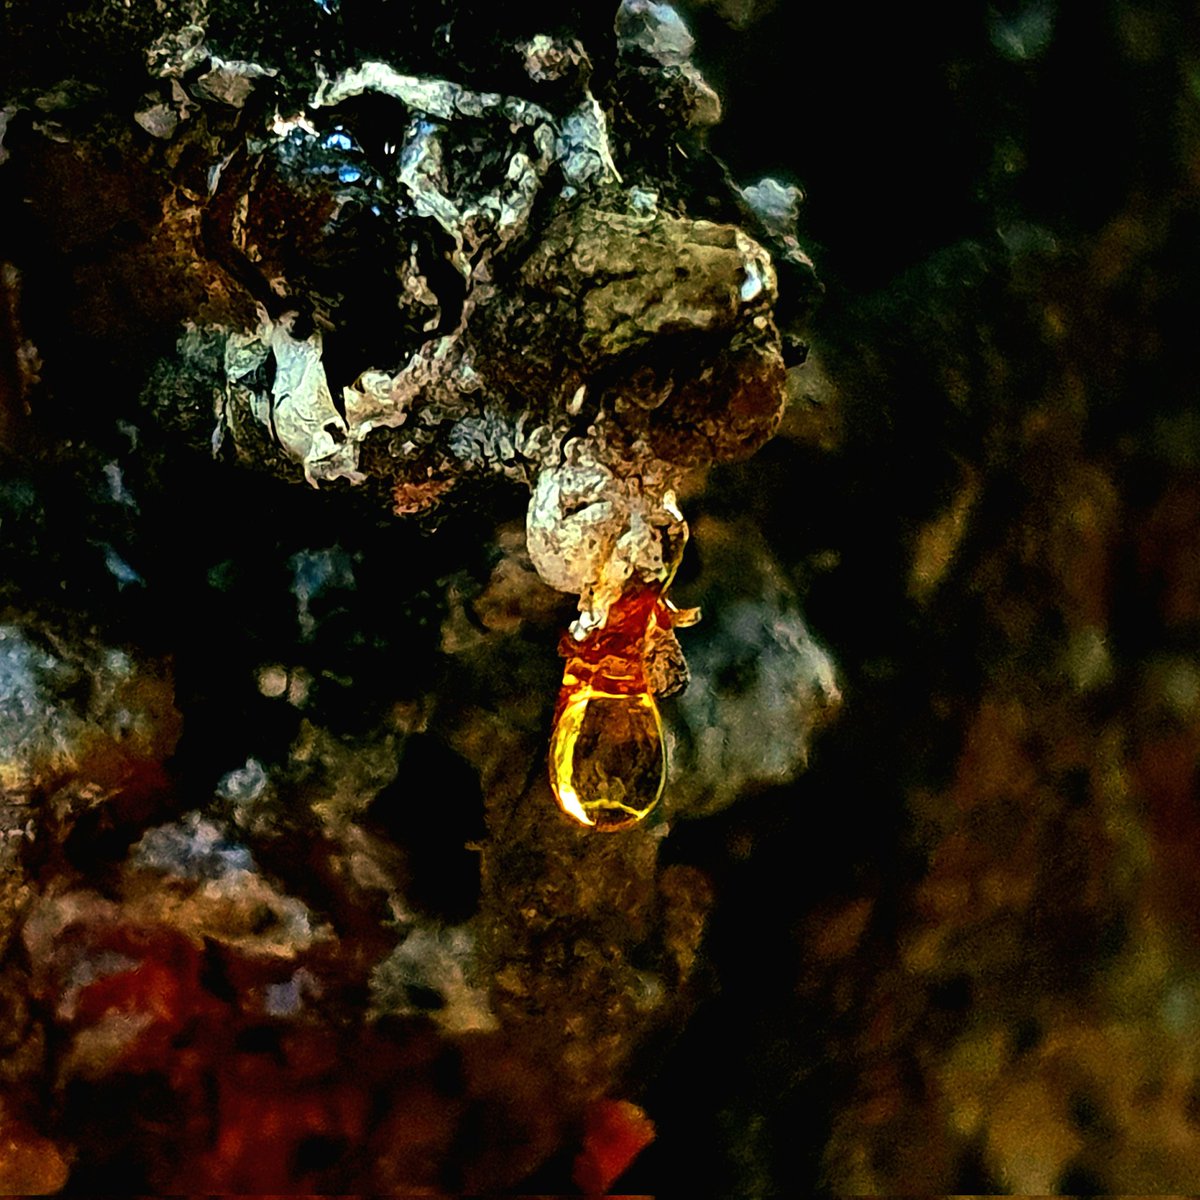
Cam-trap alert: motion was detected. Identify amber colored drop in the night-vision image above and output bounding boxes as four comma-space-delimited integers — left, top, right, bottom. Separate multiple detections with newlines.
550, 687, 666, 830
549, 579, 689, 830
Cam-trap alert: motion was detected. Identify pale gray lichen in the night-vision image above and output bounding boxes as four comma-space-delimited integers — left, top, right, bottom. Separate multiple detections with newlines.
312, 60, 553, 128
128, 812, 330, 955
309, 57, 616, 263
145, 18, 208, 79
289, 546, 357, 640
133, 101, 179, 140
664, 519, 842, 816
669, 601, 839, 810
525, 443, 688, 634
519, 34, 589, 84
369, 926, 498, 1035
0, 626, 171, 797
615, 0, 697, 66
216, 756, 269, 812
226, 313, 365, 486
0, 623, 180, 963
190, 56, 277, 109
741, 177, 805, 239
0, 626, 83, 795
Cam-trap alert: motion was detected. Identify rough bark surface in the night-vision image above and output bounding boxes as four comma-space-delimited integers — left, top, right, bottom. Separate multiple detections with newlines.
3, 0, 1196, 1195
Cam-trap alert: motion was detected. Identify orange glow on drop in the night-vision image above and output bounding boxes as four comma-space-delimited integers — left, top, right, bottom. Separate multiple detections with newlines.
549, 584, 678, 831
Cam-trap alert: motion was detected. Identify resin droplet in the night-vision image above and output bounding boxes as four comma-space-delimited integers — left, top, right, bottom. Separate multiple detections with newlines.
549, 583, 679, 831
550, 687, 666, 830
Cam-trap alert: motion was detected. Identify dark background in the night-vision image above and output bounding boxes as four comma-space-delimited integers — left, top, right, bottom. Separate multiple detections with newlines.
627, 1, 1200, 1192
1, 0, 1197, 1193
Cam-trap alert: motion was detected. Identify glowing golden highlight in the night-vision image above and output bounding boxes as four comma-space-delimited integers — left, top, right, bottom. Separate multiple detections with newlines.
550, 686, 666, 830
548, 521, 695, 832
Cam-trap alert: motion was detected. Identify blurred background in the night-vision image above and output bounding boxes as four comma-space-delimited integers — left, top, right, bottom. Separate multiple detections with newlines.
0, 0, 1198, 1193
642, 0, 1200, 1192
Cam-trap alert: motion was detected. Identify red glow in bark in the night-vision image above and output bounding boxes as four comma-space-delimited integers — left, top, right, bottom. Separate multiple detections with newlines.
572, 1098, 656, 1195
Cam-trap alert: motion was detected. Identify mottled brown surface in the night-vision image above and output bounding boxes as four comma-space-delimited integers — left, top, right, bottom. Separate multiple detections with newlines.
2, 0, 1198, 1195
